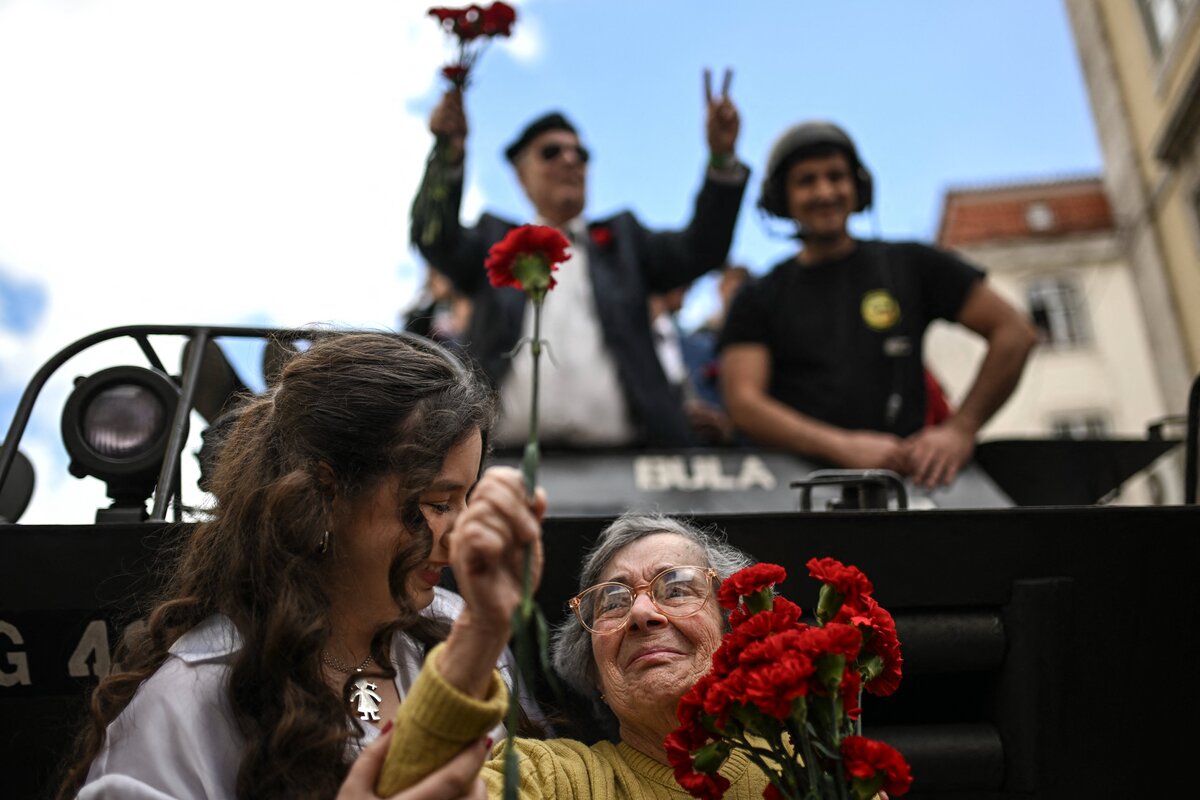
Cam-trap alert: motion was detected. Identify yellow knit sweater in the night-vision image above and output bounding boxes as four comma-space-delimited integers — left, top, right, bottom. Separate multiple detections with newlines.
378, 643, 769, 799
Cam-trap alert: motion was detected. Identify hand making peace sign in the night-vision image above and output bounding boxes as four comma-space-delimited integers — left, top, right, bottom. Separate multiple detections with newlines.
704, 67, 740, 161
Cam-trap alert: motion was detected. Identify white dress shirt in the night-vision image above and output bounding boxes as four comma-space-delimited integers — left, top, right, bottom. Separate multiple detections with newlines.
493, 217, 637, 447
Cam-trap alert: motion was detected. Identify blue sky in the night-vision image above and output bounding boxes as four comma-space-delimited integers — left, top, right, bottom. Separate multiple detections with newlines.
0, 0, 1101, 523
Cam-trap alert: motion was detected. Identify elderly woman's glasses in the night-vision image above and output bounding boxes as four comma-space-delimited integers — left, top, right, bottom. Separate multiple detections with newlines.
569, 566, 718, 634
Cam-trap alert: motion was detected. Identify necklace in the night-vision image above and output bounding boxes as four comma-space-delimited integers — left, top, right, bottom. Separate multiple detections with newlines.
322, 651, 382, 722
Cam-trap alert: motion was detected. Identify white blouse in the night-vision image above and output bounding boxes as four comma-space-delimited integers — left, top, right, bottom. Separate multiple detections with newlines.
79, 588, 530, 799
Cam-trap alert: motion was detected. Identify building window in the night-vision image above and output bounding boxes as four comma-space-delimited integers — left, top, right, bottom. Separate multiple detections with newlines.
1138, 0, 1193, 57
1050, 413, 1109, 440
1027, 277, 1090, 346
1025, 201, 1056, 232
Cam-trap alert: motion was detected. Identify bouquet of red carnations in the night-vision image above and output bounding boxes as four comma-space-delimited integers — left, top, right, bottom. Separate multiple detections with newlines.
428, 2, 516, 89
666, 559, 912, 800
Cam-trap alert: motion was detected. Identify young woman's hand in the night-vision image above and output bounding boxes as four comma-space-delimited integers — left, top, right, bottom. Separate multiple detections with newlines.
441, 466, 545, 696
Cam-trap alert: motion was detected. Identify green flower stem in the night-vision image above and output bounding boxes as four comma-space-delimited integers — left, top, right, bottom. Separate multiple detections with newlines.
522, 297, 542, 498
831, 694, 849, 800
796, 724, 821, 799
505, 298, 544, 800
730, 739, 800, 800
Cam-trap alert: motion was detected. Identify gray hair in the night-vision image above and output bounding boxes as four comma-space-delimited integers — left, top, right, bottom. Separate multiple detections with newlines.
549, 512, 753, 729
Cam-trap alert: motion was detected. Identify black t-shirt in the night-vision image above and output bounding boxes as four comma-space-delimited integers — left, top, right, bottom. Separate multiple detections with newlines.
719, 240, 984, 436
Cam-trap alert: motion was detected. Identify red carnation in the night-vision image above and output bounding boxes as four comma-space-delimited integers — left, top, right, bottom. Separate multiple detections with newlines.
454, 4, 485, 39
481, 1, 516, 35
795, 622, 862, 662
836, 595, 903, 696
715, 597, 804, 673
807, 557, 873, 602
441, 65, 468, 85
701, 670, 746, 729
485, 225, 571, 297
742, 651, 815, 719
841, 736, 913, 796
808, 557, 873, 623
665, 730, 731, 800
840, 668, 863, 719
718, 563, 787, 610
676, 769, 731, 800
589, 224, 613, 248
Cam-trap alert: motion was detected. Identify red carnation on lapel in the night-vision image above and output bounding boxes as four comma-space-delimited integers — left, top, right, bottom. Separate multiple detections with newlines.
590, 224, 613, 249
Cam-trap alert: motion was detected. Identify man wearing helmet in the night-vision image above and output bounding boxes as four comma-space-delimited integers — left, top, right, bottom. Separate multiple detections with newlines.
719, 121, 1037, 487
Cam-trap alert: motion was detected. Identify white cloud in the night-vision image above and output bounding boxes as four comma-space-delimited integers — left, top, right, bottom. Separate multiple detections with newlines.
499, 14, 543, 64
0, 0, 467, 522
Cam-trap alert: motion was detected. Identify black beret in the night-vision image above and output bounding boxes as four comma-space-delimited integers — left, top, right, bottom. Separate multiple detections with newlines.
503, 111, 579, 163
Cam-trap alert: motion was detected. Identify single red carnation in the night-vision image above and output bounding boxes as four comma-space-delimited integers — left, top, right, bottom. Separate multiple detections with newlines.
717, 563, 787, 610
807, 557, 873, 603
589, 224, 613, 248
454, 4, 485, 39
701, 670, 746, 729
714, 597, 804, 672
481, 1, 516, 36
762, 785, 784, 800
676, 769, 731, 800
676, 673, 716, 732
666, 729, 731, 800
484, 224, 571, 296
841, 736, 913, 796
836, 595, 903, 696
738, 627, 809, 669
797, 622, 862, 661
841, 667, 862, 719
795, 623, 862, 704
742, 652, 814, 719
441, 65, 469, 86
664, 729, 692, 768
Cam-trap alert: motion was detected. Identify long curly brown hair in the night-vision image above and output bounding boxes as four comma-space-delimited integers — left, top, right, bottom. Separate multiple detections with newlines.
56, 331, 495, 800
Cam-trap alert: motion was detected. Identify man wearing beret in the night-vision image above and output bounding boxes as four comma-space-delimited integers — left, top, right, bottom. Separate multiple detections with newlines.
410, 73, 747, 449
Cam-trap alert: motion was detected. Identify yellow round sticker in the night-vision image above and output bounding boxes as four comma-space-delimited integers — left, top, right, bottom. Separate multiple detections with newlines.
861, 289, 901, 331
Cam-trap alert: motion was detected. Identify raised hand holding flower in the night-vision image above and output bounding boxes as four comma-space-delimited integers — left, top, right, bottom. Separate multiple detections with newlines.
414, 2, 517, 247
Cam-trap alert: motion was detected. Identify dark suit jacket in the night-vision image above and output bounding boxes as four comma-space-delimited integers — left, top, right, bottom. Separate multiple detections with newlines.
411, 165, 747, 447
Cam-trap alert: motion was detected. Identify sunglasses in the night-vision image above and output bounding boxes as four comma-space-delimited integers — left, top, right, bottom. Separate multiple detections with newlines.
537, 142, 590, 164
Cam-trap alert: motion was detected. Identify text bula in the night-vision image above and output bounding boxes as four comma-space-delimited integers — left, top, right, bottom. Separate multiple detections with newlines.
634, 455, 777, 492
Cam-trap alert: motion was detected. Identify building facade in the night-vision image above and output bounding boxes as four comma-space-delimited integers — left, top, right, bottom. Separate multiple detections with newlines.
1064, 0, 1200, 412
929, 177, 1176, 502
932, 176, 1167, 439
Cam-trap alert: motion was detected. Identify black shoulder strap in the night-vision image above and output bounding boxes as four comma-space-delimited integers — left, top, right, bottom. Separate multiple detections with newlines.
867, 242, 915, 433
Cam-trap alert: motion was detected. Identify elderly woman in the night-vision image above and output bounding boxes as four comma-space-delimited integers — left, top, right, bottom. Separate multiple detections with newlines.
382, 512, 772, 798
